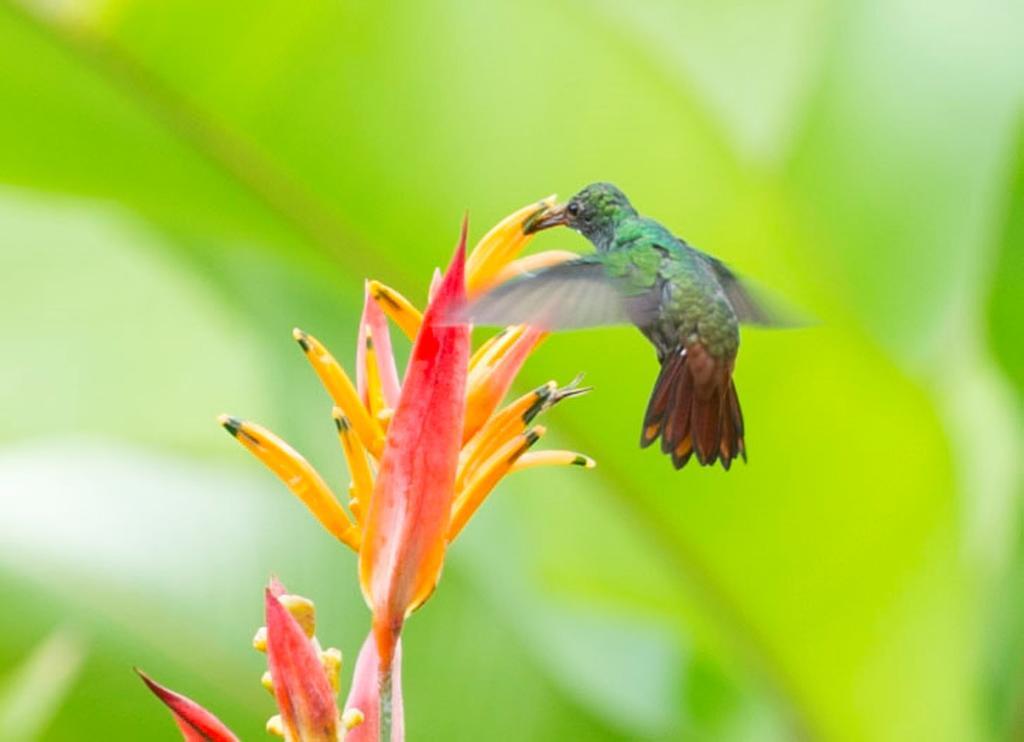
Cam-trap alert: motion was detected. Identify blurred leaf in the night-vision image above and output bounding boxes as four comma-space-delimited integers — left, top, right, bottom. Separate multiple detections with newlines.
988, 117, 1024, 400
457, 493, 684, 738
0, 0, 388, 281
0, 629, 86, 741
987, 494, 1024, 739
983, 118, 1024, 740
0, 190, 270, 452
787, 0, 1023, 359
402, 568, 626, 741
587, 0, 833, 163
0, 437, 367, 740
0, 439, 299, 640
495, 462, 789, 739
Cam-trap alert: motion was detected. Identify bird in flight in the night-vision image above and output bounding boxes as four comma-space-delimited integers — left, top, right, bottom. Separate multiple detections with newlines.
460, 182, 794, 470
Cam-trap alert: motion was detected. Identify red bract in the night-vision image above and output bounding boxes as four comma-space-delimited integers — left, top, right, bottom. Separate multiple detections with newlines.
359, 224, 470, 672
265, 589, 341, 741
136, 670, 239, 742
356, 280, 401, 411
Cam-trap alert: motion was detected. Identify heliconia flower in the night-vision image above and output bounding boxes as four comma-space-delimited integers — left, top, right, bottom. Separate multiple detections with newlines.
218, 198, 596, 738
140, 582, 359, 742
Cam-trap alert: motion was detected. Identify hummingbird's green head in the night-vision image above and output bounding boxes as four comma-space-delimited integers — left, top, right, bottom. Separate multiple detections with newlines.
526, 182, 637, 249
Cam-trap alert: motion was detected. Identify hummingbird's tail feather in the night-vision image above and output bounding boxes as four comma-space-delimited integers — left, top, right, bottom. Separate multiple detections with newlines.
640, 344, 746, 471
722, 379, 746, 467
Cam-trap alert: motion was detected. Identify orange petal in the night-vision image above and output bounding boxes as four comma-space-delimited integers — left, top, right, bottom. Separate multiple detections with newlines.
465, 196, 557, 295
359, 221, 470, 672
137, 670, 240, 742
367, 280, 423, 341
468, 325, 525, 373
512, 450, 596, 472
363, 328, 390, 425
459, 376, 589, 488
463, 326, 547, 441
467, 328, 509, 373
448, 426, 545, 540
333, 408, 375, 524
219, 416, 360, 550
293, 329, 385, 457
489, 249, 579, 287
457, 382, 554, 489
264, 589, 340, 741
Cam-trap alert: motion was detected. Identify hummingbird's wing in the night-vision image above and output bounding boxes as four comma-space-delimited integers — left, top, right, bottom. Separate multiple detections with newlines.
702, 255, 802, 327
458, 259, 658, 330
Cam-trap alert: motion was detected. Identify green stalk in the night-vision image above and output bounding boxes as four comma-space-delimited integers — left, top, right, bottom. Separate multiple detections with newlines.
378, 668, 392, 742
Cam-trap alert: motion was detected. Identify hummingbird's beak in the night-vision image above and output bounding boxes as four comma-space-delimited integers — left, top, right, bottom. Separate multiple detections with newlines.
524, 203, 569, 234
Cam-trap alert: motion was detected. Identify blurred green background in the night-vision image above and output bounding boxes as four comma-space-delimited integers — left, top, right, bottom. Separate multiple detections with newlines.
0, 0, 1021, 739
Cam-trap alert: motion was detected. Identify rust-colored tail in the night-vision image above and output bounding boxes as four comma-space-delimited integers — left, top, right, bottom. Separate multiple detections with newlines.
640, 343, 746, 470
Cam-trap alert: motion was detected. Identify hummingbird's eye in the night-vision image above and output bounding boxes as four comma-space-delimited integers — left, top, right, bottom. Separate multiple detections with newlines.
566, 202, 580, 217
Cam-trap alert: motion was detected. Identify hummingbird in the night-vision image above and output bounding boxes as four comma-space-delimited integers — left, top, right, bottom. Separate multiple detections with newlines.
463, 182, 788, 470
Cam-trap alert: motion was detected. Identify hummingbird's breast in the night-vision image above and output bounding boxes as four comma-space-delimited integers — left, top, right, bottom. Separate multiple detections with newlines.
655, 251, 740, 360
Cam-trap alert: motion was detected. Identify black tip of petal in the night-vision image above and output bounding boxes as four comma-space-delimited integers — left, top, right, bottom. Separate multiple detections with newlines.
374, 288, 400, 309
221, 416, 243, 437
522, 386, 553, 423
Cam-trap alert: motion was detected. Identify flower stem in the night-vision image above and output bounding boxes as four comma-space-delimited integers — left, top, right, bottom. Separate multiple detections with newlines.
379, 668, 392, 742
